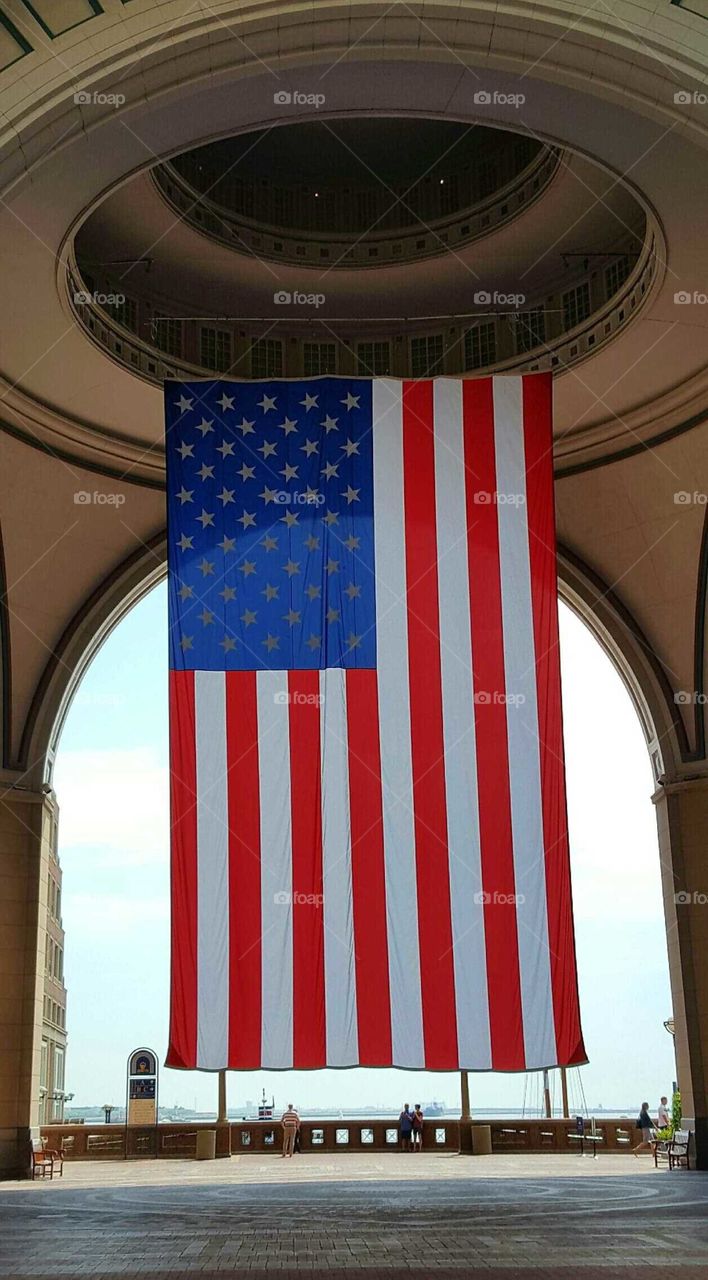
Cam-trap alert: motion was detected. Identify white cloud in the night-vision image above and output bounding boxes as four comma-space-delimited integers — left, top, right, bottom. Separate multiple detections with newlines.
54, 747, 168, 868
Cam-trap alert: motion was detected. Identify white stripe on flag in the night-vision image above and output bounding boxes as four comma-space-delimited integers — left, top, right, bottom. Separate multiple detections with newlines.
195, 670, 229, 1069
372, 379, 425, 1068
493, 376, 556, 1067
433, 379, 492, 1070
257, 670, 294, 1068
320, 669, 358, 1066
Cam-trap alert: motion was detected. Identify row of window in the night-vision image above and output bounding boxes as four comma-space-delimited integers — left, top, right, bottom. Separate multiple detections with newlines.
45, 934, 64, 982
173, 138, 537, 236
40, 1040, 65, 1095
48, 872, 61, 922
103, 261, 630, 377
43, 994, 66, 1029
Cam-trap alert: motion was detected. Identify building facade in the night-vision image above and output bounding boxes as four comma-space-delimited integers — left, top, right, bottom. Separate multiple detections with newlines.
39, 806, 68, 1126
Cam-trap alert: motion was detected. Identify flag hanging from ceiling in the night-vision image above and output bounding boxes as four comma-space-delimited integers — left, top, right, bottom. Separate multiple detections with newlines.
165, 373, 586, 1073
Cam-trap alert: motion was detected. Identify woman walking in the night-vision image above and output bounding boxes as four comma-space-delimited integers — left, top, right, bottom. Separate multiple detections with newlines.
634, 1101, 655, 1155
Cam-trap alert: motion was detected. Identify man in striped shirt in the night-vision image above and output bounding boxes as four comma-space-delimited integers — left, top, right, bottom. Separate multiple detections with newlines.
281, 1104, 300, 1158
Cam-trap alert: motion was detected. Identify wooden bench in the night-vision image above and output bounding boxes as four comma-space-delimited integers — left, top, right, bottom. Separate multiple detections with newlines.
669, 1130, 692, 1170
653, 1130, 691, 1170
30, 1137, 63, 1179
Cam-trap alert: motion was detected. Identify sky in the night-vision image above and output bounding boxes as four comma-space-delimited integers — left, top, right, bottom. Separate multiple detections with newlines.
53, 582, 677, 1116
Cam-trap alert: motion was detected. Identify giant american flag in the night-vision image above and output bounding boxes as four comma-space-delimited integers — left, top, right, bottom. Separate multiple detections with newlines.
165, 373, 586, 1073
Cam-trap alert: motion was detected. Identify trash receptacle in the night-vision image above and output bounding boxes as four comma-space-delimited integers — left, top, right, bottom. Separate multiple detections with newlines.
196, 1129, 216, 1160
471, 1124, 492, 1155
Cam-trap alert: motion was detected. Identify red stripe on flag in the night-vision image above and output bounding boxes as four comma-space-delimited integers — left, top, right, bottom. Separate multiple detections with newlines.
522, 373, 586, 1066
462, 378, 525, 1070
402, 380, 459, 1069
225, 671, 262, 1069
167, 669, 198, 1069
346, 669, 393, 1065
288, 670, 326, 1067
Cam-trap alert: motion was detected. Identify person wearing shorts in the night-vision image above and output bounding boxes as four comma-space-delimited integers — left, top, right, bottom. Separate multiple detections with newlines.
634, 1102, 655, 1155
399, 1104, 414, 1151
411, 1105, 424, 1151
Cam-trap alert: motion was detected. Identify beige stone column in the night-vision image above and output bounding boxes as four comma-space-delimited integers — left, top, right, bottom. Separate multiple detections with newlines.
0, 782, 56, 1179
653, 775, 708, 1170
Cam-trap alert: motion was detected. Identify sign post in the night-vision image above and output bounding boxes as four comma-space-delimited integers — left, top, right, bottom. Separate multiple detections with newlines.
126, 1048, 159, 1126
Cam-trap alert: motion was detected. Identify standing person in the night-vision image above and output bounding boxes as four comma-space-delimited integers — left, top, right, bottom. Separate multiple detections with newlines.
657, 1096, 671, 1130
634, 1101, 655, 1155
412, 1104, 424, 1152
281, 1103, 300, 1158
399, 1103, 414, 1151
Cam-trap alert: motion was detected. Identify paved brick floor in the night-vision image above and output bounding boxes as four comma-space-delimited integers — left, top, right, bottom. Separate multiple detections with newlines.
1, 1153, 707, 1278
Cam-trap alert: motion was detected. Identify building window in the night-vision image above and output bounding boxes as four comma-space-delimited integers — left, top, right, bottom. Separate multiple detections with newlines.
514, 308, 546, 355
562, 282, 591, 331
605, 256, 631, 298
40, 1040, 48, 1091
250, 338, 283, 378
357, 342, 390, 376
304, 343, 337, 376
201, 326, 233, 373
54, 1047, 65, 1094
110, 294, 137, 333
153, 314, 182, 358
411, 334, 444, 377
464, 322, 496, 371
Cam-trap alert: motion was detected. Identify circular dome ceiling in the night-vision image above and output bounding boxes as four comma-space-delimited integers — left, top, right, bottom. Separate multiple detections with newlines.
70, 115, 654, 389
163, 120, 545, 243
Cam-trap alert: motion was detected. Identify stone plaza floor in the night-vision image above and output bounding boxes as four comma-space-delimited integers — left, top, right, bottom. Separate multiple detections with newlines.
1, 1152, 707, 1279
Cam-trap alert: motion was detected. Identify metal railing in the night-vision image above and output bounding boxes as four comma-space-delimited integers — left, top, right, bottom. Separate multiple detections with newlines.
42, 1117, 637, 1159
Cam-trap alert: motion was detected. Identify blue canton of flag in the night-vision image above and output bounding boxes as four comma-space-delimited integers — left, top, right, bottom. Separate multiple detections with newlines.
165, 379, 376, 670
